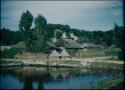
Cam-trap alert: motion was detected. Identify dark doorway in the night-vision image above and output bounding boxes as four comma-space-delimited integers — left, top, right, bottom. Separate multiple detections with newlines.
59, 56, 62, 59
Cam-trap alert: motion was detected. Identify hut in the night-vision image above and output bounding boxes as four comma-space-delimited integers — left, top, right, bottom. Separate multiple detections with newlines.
70, 33, 78, 41
54, 38, 82, 56
46, 41, 61, 52
54, 38, 82, 57
81, 43, 103, 50
49, 50, 60, 59
60, 49, 70, 59
46, 41, 57, 49
11, 41, 26, 49
0, 46, 11, 51
54, 38, 82, 49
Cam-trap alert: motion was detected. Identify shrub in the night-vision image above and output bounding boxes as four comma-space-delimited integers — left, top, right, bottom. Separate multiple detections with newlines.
0, 48, 23, 59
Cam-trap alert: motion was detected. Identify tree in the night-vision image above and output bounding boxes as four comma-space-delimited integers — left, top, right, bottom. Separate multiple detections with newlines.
34, 14, 47, 40
56, 31, 63, 39
19, 10, 33, 41
35, 14, 47, 28
34, 14, 48, 53
113, 23, 124, 48
0, 28, 22, 45
19, 10, 33, 51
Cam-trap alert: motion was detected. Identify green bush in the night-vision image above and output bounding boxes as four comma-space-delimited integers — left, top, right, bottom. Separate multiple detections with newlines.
104, 48, 120, 56
0, 48, 23, 59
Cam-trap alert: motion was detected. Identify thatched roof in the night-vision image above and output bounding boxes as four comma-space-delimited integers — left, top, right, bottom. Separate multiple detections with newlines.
49, 50, 60, 57
54, 38, 82, 49
60, 49, 70, 56
46, 41, 57, 48
82, 43, 103, 49
82, 43, 97, 48
0, 46, 11, 51
12, 41, 25, 48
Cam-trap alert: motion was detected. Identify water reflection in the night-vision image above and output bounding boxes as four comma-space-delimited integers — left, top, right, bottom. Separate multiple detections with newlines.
0, 66, 122, 89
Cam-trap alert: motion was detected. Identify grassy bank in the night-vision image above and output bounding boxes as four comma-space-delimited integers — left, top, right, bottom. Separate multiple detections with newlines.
88, 60, 123, 71
91, 74, 124, 89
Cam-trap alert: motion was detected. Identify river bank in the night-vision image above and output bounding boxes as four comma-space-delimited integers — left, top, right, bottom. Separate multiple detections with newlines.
1, 56, 123, 71
90, 74, 124, 89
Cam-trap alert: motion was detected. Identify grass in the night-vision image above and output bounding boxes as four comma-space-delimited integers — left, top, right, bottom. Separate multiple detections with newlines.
91, 74, 124, 89
75, 48, 121, 58
89, 61, 123, 71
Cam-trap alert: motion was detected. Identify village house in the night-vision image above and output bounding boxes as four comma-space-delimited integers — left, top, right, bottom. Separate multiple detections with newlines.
49, 50, 60, 60
11, 41, 26, 49
0, 41, 26, 51
49, 49, 70, 60
59, 49, 70, 59
81, 43, 103, 50
0, 46, 11, 51
70, 33, 78, 41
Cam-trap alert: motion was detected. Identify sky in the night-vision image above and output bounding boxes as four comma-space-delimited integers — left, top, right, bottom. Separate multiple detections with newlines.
1, 0, 124, 31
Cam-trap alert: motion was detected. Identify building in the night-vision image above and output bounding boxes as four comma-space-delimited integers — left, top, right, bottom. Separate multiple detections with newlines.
61, 32, 67, 39
0, 41, 26, 51
49, 50, 60, 59
54, 38, 82, 49
11, 41, 26, 49
60, 49, 70, 59
0, 46, 11, 51
81, 43, 103, 50
46, 41, 61, 52
49, 49, 70, 60
70, 33, 78, 41
53, 32, 82, 57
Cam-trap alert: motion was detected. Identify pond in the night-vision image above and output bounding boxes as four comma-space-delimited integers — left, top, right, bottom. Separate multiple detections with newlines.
0, 66, 122, 89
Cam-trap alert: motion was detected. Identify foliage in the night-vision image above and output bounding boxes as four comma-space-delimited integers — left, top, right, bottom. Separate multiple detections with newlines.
1, 48, 23, 58
91, 74, 123, 89
0, 28, 23, 45
19, 10, 33, 45
19, 10, 33, 33
1, 10, 124, 54
56, 31, 63, 39
35, 14, 47, 28
75, 48, 121, 58
113, 23, 124, 49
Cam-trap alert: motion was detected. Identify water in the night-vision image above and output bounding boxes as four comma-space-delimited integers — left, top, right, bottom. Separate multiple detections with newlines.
0, 66, 121, 89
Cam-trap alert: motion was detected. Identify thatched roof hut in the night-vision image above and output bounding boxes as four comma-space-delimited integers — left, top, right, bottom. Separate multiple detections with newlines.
46, 41, 57, 48
60, 49, 70, 57
81, 43, 103, 50
0, 46, 11, 51
12, 41, 25, 49
82, 43, 98, 48
49, 50, 60, 57
54, 38, 82, 49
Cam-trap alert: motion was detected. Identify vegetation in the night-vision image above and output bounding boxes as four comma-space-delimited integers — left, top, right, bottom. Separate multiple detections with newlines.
0, 10, 124, 55
74, 48, 120, 58
91, 74, 124, 89
89, 61, 123, 71
1, 48, 23, 59
0, 28, 23, 45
